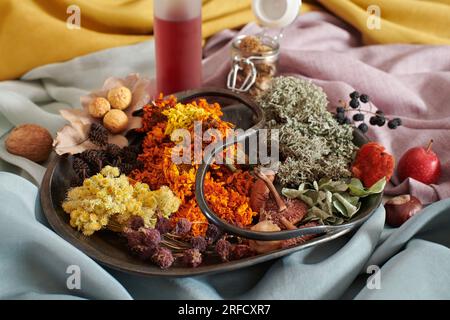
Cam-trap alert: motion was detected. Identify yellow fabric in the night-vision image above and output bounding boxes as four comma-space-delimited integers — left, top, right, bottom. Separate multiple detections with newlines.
0, 0, 449, 81
317, 0, 450, 45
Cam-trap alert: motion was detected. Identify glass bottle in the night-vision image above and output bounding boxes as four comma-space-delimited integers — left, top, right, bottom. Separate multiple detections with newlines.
154, 0, 202, 95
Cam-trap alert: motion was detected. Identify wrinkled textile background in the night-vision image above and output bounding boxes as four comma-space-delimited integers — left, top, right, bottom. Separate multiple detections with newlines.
2, 0, 450, 80
1, 12, 450, 299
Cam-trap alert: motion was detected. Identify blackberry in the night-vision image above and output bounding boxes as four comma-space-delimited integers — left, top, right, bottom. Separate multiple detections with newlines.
353, 113, 365, 122
359, 94, 370, 103
358, 123, 369, 133
349, 99, 360, 109
350, 91, 360, 100
88, 123, 108, 147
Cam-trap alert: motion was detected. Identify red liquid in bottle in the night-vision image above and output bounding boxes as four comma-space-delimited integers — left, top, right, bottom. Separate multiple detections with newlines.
154, 16, 202, 95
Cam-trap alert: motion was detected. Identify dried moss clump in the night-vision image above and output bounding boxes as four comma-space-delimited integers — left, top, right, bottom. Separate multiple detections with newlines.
258, 76, 358, 186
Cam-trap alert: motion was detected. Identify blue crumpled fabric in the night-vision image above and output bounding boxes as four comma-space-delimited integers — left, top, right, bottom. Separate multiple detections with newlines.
1, 171, 450, 300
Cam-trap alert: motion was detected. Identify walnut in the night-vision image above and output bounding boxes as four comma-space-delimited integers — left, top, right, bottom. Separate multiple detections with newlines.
103, 109, 128, 133
5, 124, 53, 162
88, 97, 111, 118
107, 86, 132, 110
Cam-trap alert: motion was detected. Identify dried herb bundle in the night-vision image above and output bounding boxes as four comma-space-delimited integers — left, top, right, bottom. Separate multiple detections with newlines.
258, 76, 357, 186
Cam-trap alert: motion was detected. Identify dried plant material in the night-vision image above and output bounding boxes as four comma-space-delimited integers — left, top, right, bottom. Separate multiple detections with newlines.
53, 121, 127, 155
88, 97, 111, 118
107, 86, 132, 110
259, 76, 358, 186
103, 109, 129, 133
5, 124, 53, 162
54, 74, 152, 155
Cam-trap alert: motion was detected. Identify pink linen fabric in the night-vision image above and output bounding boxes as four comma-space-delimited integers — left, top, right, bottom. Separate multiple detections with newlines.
203, 12, 450, 205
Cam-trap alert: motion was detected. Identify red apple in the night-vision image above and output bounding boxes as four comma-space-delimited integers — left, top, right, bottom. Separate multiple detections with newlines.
397, 140, 441, 185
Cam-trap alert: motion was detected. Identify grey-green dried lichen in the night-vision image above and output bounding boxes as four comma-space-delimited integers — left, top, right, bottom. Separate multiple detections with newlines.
258, 76, 358, 186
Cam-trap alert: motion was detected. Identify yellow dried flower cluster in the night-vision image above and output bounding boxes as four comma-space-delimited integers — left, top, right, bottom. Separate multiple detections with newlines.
162, 102, 211, 136
62, 166, 181, 236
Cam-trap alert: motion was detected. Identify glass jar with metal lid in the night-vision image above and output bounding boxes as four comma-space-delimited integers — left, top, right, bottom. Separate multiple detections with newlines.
227, 34, 280, 98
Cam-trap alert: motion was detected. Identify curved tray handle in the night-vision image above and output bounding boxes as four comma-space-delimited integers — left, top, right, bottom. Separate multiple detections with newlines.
195, 130, 356, 241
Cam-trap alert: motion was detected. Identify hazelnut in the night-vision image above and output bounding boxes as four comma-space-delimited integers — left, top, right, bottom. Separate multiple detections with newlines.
5, 124, 53, 162
88, 97, 111, 118
385, 195, 423, 227
107, 86, 132, 110
103, 109, 128, 133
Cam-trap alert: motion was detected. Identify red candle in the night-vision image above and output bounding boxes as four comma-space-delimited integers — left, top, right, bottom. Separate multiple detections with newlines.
154, 0, 202, 95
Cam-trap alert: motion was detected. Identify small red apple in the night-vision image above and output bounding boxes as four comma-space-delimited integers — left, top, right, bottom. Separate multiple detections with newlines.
397, 140, 441, 185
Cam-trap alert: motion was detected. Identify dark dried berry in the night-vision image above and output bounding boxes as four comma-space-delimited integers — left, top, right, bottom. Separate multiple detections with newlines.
376, 116, 386, 127
349, 99, 360, 109
336, 112, 345, 121
350, 91, 360, 100
344, 117, 352, 125
387, 121, 397, 129
359, 94, 370, 103
369, 116, 378, 126
88, 123, 108, 147
358, 123, 369, 133
353, 113, 365, 122
392, 117, 402, 126
336, 107, 345, 114
376, 110, 385, 117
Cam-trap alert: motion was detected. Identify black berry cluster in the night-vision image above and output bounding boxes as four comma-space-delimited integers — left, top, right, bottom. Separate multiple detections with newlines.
335, 91, 402, 133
